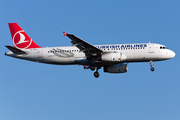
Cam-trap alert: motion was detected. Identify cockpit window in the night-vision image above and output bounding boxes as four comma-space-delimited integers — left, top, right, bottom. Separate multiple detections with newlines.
160, 46, 167, 49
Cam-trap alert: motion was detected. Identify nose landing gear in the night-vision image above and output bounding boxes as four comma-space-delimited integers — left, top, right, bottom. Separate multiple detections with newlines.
150, 60, 155, 71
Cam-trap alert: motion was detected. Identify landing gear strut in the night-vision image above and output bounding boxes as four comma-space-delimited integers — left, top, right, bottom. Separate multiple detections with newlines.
94, 67, 101, 78
150, 60, 155, 71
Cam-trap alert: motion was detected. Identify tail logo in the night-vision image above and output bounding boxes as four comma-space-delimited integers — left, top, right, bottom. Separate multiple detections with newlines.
13, 30, 32, 49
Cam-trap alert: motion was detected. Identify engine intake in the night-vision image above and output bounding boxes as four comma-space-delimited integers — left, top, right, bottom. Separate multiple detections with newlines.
104, 64, 128, 73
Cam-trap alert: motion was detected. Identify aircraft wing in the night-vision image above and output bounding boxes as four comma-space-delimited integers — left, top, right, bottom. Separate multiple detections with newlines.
64, 32, 103, 56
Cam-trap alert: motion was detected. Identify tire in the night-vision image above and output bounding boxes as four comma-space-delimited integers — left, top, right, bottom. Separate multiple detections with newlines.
151, 67, 155, 71
94, 72, 99, 78
90, 66, 95, 71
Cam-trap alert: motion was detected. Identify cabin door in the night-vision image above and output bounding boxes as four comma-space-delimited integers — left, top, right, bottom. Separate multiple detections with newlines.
149, 43, 154, 53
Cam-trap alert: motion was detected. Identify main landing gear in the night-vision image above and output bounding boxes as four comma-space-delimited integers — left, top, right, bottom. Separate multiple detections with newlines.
90, 65, 95, 71
89, 65, 101, 78
94, 67, 101, 78
150, 60, 155, 71
83, 65, 101, 78
94, 71, 99, 78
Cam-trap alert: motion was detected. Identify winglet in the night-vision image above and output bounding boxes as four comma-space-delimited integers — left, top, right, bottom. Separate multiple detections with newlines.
63, 31, 68, 36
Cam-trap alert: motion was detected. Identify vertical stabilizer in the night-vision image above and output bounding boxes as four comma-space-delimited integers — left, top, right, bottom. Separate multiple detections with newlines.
8, 23, 41, 49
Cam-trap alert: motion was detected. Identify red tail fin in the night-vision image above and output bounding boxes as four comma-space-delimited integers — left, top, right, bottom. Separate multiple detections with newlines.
8, 23, 41, 49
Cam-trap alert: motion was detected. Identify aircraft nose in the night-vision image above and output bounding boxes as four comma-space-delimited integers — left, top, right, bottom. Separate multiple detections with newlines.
171, 51, 175, 58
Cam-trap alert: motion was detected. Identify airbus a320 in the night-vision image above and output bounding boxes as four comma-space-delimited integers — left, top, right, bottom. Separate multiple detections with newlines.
5, 23, 175, 78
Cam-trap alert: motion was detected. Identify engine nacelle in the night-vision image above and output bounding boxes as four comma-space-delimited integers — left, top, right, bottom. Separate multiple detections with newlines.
104, 64, 128, 73
101, 52, 126, 62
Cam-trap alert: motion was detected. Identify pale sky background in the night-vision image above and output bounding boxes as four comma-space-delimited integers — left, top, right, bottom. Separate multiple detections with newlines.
0, 0, 180, 120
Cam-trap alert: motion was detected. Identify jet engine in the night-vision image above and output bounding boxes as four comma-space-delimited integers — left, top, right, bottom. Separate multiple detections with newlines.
104, 63, 128, 73
101, 52, 126, 62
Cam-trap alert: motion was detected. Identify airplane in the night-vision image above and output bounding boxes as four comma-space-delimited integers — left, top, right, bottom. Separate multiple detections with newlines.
5, 23, 175, 78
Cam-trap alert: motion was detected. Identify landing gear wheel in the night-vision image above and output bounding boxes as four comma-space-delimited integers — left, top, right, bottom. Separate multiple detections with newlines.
94, 71, 100, 78
150, 61, 155, 72
90, 66, 95, 71
151, 67, 155, 71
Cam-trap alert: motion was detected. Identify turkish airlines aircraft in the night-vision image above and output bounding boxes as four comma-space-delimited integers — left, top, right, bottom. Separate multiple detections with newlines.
5, 23, 175, 78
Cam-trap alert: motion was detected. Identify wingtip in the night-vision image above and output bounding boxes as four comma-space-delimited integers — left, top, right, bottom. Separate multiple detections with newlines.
63, 31, 68, 36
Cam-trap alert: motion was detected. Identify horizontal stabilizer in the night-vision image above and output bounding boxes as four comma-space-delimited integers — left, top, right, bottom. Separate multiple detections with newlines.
5, 45, 27, 54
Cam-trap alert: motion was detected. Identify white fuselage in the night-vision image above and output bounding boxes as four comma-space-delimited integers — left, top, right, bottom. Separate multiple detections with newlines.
5, 43, 175, 66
